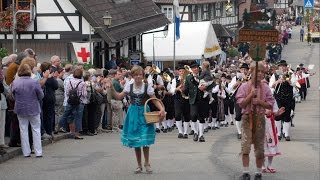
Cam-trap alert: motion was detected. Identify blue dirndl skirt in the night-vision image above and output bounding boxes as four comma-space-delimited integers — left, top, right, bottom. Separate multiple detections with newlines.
121, 105, 155, 148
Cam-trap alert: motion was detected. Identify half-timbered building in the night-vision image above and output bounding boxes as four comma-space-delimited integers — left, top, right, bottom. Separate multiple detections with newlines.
0, 0, 169, 67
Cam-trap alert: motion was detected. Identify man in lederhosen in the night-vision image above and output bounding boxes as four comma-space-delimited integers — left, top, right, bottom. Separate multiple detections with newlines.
161, 69, 175, 133
183, 61, 212, 142
269, 60, 297, 141
145, 63, 164, 133
228, 63, 250, 139
171, 65, 191, 139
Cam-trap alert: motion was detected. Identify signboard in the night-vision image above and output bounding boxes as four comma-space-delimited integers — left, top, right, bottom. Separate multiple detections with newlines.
238, 29, 279, 43
129, 52, 141, 65
304, 0, 314, 8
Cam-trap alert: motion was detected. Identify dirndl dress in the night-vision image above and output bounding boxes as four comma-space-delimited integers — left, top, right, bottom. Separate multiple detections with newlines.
121, 84, 155, 148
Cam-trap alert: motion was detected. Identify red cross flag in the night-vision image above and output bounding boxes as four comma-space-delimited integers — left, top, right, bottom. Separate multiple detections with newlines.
72, 42, 91, 64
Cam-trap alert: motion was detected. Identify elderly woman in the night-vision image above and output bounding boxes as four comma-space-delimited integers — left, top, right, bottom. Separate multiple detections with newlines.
12, 64, 44, 157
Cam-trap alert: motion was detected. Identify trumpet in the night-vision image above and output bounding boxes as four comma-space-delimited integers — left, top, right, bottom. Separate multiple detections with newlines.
178, 65, 192, 99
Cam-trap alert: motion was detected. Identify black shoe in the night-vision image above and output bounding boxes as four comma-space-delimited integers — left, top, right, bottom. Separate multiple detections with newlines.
178, 133, 183, 138
285, 136, 291, 141
193, 133, 198, 141
199, 136, 205, 142
254, 173, 262, 180
87, 132, 94, 136
237, 134, 242, 139
212, 127, 216, 130
36, 155, 43, 158
204, 128, 208, 133
215, 126, 220, 129
240, 173, 250, 180
291, 123, 295, 127
231, 122, 234, 125
278, 136, 282, 141
162, 129, 168, 133
189, 130, 194, 135
0, 148, 6, 155
225, 122, 229, 127
168, 127, 172, 132
207, 126, 212, 130
183, 134, 188, 139
155, 128, 161, 133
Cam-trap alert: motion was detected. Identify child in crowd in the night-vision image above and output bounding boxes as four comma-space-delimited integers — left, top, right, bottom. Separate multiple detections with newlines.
263, 103, 285, 173
198, 61, 214, 103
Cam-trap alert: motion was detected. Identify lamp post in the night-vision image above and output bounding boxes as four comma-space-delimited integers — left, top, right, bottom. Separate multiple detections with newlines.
12, 1, 36, 53
152, 26, 168, 64
88, 11, 112, 66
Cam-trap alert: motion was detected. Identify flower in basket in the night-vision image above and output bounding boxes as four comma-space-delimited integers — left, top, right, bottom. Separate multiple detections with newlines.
0, 5, 31, 32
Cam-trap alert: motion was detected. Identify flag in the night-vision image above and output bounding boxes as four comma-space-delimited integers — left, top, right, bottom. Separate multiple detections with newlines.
173, 0, 180, 40
72, 42, 91, 64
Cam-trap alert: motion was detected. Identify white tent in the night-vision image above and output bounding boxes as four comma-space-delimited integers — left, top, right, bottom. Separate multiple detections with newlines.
142, 21, 222, 61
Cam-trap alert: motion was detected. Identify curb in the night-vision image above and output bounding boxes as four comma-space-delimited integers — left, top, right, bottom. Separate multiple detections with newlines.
0, 133, 70, 164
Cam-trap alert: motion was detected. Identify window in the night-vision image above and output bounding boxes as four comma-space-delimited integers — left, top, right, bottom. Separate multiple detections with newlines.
162, 6, 173, 21
202, 4, 209, 20
209, 4, 215, 19
215, 2, 222, 17
274, 0, 288, 8
1, 0, 10, 11
192, 5, 197, 21
16, 0, 30, 8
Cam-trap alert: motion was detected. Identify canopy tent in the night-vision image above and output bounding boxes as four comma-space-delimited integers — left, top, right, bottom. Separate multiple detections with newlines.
142, 21, 222, 62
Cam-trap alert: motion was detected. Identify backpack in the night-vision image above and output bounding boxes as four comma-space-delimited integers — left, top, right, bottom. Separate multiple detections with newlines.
68, 81, 82, 105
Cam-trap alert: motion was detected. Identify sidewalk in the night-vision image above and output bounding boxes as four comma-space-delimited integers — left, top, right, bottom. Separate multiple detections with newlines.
0, 133, 70, 164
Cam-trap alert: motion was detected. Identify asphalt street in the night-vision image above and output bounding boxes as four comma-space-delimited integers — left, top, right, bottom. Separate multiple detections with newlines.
0, 25, 319, 180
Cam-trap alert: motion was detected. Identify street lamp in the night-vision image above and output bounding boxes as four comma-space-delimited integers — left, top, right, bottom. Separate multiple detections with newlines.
152, 25, 169, 64
88, 11, 112, 65
103, 11, 112, 26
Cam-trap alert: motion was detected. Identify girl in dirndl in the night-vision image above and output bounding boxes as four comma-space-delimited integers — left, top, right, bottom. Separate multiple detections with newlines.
109, 65, 165, 174
263, 102, 285, 173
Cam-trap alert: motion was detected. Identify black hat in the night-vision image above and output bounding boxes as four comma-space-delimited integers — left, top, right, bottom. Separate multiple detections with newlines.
296, 67, 301, 71
221, 73, 226, 78
240, 63, 249, 69
277, 60, 288, 66
146, 62, 152, 67
226, 75, 232, 80
299, 63, 304, 67
176, 64, 185, 70
190, 61, 199, 68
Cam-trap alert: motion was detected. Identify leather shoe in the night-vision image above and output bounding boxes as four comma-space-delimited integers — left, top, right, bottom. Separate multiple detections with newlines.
155, 128, 160, 133
237, 134, 242, 139
183, 134, 188, 139
278, 136, 282, 141
199, 136, 205, 142
254, 173, 262, 180
178, 133, 183, 138
285, 136, 291, 141
240, 173, 250, 180
162, 129, 167, 133
189, 130, 194, 135
231, 121, 234, 125
193, 133, 198, 141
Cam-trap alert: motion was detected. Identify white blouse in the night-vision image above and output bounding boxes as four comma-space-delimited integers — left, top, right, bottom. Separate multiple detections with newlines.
123, 80, 155, 96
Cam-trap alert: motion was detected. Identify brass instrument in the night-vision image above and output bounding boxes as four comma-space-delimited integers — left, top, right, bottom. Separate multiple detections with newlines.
162, 72, 172, 82
229, 74, 251, 97
150, 64, 161, 75
179, 65, 192, 99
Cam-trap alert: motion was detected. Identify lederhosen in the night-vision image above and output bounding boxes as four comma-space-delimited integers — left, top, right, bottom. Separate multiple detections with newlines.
210, 88, 218, 119
274, 74, 293, 123
233, 77, 242, 122
189, 76, 209, 124
162, 81, 174, 119
224, 82, 235, 116
174, 77, 190, 122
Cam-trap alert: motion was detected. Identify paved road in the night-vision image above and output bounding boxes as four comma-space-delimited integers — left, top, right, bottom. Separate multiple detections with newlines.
0, 26, 318, 180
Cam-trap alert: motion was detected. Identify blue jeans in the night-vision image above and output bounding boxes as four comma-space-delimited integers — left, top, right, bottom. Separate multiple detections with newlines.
59, 104, 84, 132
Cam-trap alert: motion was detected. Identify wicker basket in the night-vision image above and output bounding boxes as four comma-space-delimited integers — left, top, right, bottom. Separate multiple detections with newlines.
144, 98, 164, 124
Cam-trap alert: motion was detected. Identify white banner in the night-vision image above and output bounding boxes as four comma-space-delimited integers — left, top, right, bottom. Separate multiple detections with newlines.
72, 42, 91, 64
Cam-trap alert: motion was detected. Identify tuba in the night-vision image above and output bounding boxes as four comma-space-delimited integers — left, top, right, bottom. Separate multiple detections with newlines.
150, 64, 161, 75
162, 72, 172, 82
159, 72, 172, 100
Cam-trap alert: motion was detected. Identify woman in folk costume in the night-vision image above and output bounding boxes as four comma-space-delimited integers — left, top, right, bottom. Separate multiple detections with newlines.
110, 65, 165, 174
263, 101, 285, 173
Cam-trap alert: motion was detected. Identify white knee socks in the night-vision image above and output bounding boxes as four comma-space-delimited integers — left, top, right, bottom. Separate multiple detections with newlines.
235, 121, 242, 134
199, 123, 204, 137
176, 121, 183, 134
275, 121, 282, 136
162, 120, 168, 129
183, 122, 189, 135
283, 122, 290, 137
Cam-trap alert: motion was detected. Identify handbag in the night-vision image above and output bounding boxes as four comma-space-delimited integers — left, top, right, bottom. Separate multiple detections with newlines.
90, 83, 104, 105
